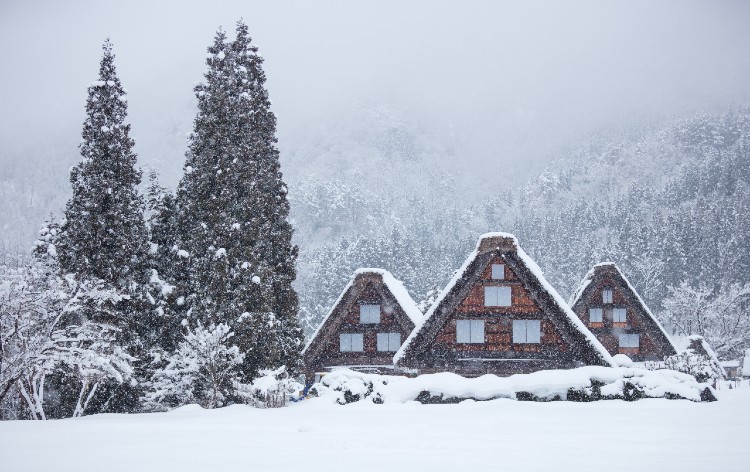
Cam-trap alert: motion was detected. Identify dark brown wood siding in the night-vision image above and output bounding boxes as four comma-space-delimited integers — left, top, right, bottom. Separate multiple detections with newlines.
304, 273, 417, 377
412, 255, 584, 376
571, 267, 676, 362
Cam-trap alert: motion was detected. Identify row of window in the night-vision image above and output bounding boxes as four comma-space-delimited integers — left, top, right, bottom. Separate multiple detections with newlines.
339, 332, 401, 352
589, 307, 627, 323
339, 327, 640, 351
456, 319, 541, 344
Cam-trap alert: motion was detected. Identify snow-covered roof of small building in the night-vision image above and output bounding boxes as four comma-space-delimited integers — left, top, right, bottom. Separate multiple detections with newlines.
569, 262, 679, 353
302, 268, 421, 356
395, 233, 614, 366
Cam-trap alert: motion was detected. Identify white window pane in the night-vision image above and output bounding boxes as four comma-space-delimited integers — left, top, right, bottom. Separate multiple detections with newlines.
497, 286, 511, 306
484, 286, 498, 306
491, 264, 505, 280
389, 333, 401, 350
470, 320, 485, 343
630, 334, 639, 348
603, 289, 613, 304
513, 320, 526, 343
589, 308, 602, 322
377, 333, 389, 352
456, 320, 471, 343
360, 304, 381, 324
613, 308, 626, 323
351, 333, 364, 352
526, 320, 541, 343
340, 333, 351, 352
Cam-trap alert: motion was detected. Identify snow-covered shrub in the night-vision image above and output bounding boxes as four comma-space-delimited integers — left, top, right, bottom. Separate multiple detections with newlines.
312, 367, 716, 405
0, 263, 134, 419
235, 366, 302, 408
145, 322, 244, 410
664, 349, 723, 385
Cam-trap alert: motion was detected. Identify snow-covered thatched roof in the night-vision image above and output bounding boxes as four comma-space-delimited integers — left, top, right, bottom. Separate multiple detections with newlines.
395, 233, 614, 366
302, 268, 421, 356
570, 262, 679, 353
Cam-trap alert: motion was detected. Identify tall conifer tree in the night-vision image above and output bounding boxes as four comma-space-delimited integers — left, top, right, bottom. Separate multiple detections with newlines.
54, 40, 148, 413
58, 40, 148, 288
175, 21, 302, 384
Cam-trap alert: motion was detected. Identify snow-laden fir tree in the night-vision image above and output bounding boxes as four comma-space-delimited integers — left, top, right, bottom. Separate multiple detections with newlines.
58, 40, 149, 289
174, 21, 303, 391
52, 40, 149, 413
144, 170, 181, 353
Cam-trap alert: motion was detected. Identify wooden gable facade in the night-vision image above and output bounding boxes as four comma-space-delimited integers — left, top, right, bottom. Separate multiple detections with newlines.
569, 263, 677, 362
302, 269, 422, 381
395, 233, 613, 376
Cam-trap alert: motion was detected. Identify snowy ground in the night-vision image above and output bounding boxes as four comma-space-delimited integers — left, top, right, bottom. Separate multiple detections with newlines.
1, 389, 748, 472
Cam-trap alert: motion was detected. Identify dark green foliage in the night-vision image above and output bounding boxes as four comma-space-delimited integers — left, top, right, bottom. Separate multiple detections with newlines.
174, 21, 303, 385
57, 40, 149, 289
50, 40, 148, 414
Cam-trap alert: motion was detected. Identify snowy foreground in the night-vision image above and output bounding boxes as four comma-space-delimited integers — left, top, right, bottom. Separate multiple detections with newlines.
1, 389, 749, 472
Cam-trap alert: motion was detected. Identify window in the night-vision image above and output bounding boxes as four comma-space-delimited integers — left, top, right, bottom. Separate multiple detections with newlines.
602, 289, 613, 304
484, 286, 511, 307
619, 333, 639, 348
377, 333, 401, 352
513, 320, 541, 344
491, 264, 505, 280
456, 320, 485, 343
613, 308, 627, 323
339, 333, 364, 352
359, 304, 381, 324
589, 308, 603, 323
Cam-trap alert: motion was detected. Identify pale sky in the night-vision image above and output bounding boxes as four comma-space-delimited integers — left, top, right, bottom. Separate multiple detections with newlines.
1, 0, 749, 194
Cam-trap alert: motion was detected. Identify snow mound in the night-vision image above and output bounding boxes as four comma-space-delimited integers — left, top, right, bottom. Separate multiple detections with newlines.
313, 367, 716, 404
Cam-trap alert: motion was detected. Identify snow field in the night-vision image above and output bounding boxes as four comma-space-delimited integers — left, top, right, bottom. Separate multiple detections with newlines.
1, 388, 748, 472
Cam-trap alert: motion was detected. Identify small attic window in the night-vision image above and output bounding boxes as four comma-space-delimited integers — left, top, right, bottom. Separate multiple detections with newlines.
377, 333, 401, 352
484, 286, 511, 307
491, 264, 505, 280
359, 304, 381, 324
456, 320, 484, 343
513, 320, 541, 344
340, 333, 364, 352
619, 333, 639, 348
602, 289, 613, 304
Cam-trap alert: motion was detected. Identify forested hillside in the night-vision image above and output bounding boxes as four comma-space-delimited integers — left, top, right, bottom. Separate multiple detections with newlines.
291, 108, 750, 357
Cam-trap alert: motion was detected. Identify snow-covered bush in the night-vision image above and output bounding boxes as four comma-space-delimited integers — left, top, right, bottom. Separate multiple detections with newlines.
312, 367, 716, 405
235, 366, 302, 408
660, 281, 750, 359
664, 348, 723, 385
0, 263, 134, 419
145, 322, 244, 410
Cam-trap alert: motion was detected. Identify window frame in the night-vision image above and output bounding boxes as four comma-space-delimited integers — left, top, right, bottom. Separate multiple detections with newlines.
513, 320, 541, 344
613, 307, 627, 323
456, 319, 485, 344
377, 332, 401, 352
340, 333, 364, 352
618, 333, 639, 348
602, 288, 613, 304
359, 304, 381, 324
484, 286, 512, 307
589, 307, 603, 323
491, 264, 505, 280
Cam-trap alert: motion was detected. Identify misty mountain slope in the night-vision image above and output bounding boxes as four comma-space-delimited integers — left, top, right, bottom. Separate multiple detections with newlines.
294, 108, 750, 339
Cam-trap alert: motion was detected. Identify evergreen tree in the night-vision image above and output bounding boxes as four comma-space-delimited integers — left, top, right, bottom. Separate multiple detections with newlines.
53, 40, 149, 413
174, 21, 302, 388
58, 40, 149, 289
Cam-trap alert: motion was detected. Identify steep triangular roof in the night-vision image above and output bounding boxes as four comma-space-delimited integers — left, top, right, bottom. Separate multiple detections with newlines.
302, 268, 422, 362
570, 262, 678, 353
395, 233, 614, 367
